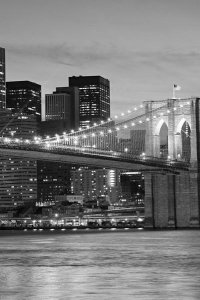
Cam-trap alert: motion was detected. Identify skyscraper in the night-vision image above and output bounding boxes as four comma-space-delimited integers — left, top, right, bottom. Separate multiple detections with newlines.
38, 86, 79, 203
69, 76, 110, 128
6, 81, 41, 119
44, 86, 79, 131
0, 47, 6, 110
71, 168, 121, 204
0, 110, 38, 207
0, 80, 41, 208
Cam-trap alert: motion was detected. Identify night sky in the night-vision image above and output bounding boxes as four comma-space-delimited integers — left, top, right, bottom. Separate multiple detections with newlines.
1, 0, 200, 119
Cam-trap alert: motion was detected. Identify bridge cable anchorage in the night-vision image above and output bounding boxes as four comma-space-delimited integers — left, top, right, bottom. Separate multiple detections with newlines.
1, 98, 192, 171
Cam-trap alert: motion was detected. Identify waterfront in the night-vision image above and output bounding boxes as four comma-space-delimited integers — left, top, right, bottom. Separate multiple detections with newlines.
0, 230, 200, 300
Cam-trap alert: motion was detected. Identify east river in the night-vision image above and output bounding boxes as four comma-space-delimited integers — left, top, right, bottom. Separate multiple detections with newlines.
0, 229, 200, 300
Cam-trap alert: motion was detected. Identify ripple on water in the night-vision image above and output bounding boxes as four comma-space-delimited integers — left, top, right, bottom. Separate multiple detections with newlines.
0, 230, 200, 300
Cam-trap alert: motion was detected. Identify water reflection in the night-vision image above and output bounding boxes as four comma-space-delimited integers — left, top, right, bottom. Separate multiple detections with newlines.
0, 230, 200, 299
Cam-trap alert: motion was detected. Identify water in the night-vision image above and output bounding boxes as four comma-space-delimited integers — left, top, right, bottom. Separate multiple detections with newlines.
0, 230, 200, 300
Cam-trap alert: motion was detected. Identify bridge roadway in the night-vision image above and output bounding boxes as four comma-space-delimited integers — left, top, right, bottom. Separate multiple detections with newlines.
0, 142, 189, 172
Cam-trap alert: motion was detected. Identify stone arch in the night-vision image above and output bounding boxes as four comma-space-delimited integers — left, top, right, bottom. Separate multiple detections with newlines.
154, 119, 168, 135
154, 119, 168, 158
175, 119, 191, 161
176, 118, 191, 134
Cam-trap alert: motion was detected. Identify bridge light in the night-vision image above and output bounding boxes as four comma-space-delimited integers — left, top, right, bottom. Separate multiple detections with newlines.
121, 113, 124, 116
92, 133, 96, 137
10, 131, 16, 137
100, 131, 104, 135
83, 135, 87, 138
124, 148, 128, 152
116, 127, 120, 131
86, 125, 90, 129
160, 112, 164, 116
108, 129, 112, 133
93, 123, 97, 126
139, 120, 143, 123
71, 130, 74, 133
134, 107, 137, 111
101, 120, 104, 124
173, 107, 177, 111
107, 118, 111, 121
114, 115, 118, 119
127, 110, 131, 113
167, 110, 170, 113
146, 118, 150, 121
140, 105, 144, 108
124, 125, 128, 128
187, 101, 190, 105
4, 137, 10, 143
153, 116, 156, 119
180, 104, 183, 108
131, 122, 135, 126
93, 144, 96, 148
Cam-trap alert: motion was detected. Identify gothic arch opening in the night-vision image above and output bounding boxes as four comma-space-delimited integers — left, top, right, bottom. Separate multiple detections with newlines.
181, 121, 191, 162
159, 122, 168, 158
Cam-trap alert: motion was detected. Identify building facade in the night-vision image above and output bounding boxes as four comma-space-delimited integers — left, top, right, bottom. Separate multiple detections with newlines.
44, 86, 79, 130
69, 76, 110, 128
0, 47, 6, 110
37, 86, 80, 203
37, 161, 72, 203
6, 81, 41, 119
0, 110, 38, 207
71, 168, 121, 204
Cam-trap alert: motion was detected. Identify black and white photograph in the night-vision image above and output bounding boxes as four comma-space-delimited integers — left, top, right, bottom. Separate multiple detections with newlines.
0, 0, 200, 299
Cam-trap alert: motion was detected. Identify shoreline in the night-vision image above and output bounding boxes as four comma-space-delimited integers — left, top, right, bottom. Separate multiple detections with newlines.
0, 227, 199, 236
0, 227, 144, 236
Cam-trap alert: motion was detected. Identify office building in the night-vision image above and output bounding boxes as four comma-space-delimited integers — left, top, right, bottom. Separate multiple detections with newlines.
6, 81, 41, 119
0, 47, 6, 109
71, 168, 121, 204
38, 87, 79, 202
0, 110, 38, 207
120, 172, 144, 206
37, 161, 72, 203
69, 76, 110, 128
44, 86, 79, 131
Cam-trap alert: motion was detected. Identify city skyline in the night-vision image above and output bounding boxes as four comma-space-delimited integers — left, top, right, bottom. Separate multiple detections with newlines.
1, 0, 200, 118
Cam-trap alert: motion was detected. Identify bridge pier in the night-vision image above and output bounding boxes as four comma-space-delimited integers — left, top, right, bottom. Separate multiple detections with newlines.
144, 171, 200, 229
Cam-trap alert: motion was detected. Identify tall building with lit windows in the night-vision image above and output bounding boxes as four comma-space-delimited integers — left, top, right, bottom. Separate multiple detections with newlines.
0, 110, 38, 207
6, 81, 41, 120
69, 76, 110, 128
71, 168, 121, 204
38, 87, 79, 203
44, 86, 79, 133
0, 47, 6, 109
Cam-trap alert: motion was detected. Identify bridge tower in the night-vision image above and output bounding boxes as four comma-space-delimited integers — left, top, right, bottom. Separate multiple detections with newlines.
144, 98, 200, 228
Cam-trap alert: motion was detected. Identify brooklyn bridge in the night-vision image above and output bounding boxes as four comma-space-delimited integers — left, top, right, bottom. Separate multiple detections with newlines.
0, 97, 199, 229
